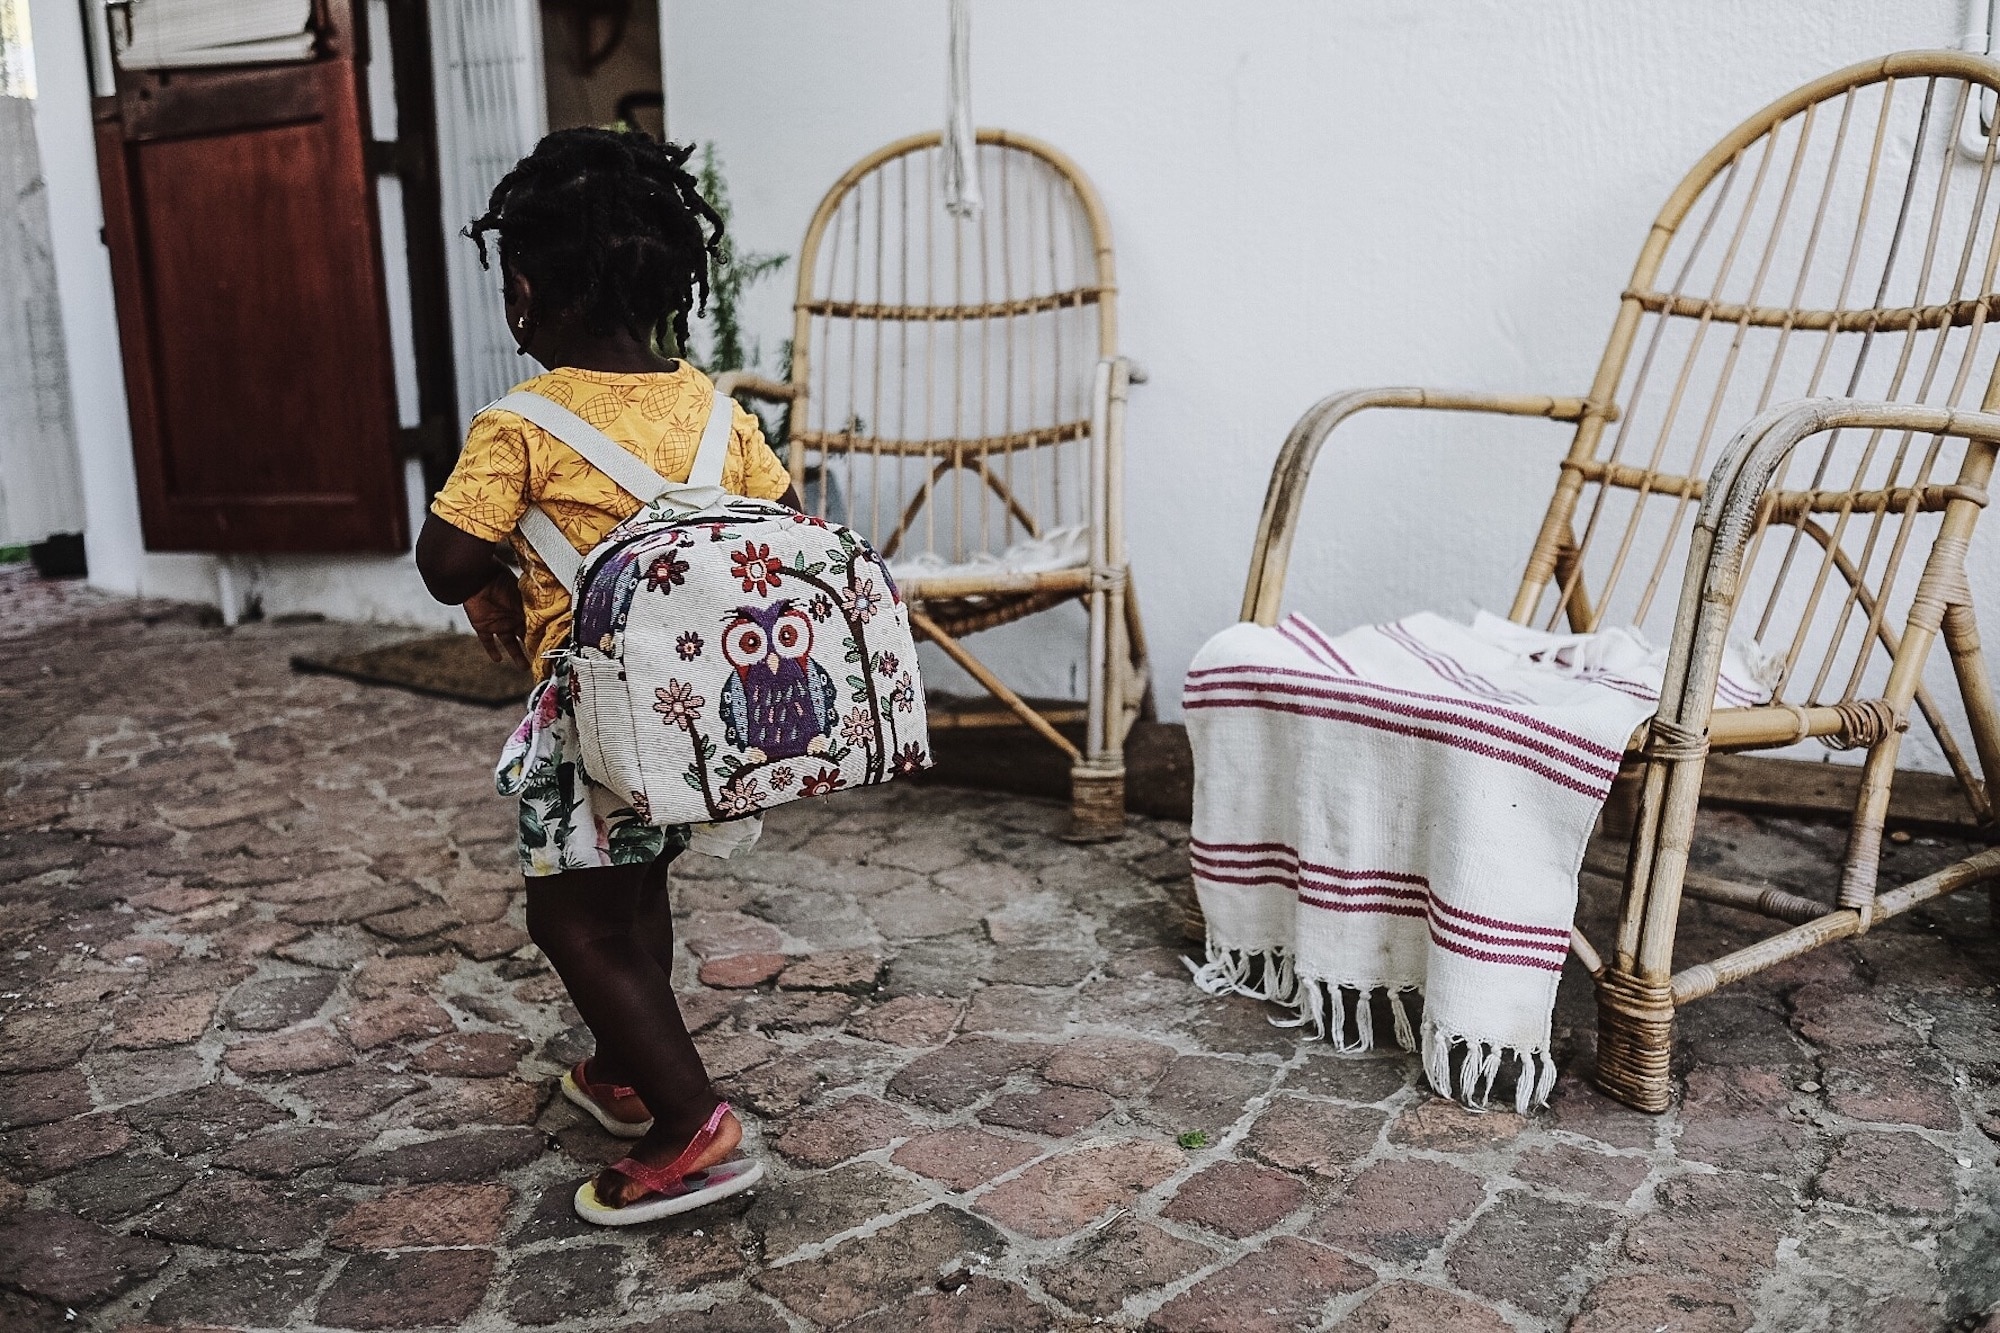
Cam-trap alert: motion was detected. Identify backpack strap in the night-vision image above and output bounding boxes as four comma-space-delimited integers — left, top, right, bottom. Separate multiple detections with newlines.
516, 506, 584, 590
493, 390, 674, 503
493, 382, 737, 590
687, 386, 734, 490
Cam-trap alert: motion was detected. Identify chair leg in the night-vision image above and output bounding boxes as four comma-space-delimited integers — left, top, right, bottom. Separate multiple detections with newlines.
1593, 969, 1678, 1113
1067, 576, 1128, 841
1068, 761, 1127, 841
1592, 755, 1703, 1113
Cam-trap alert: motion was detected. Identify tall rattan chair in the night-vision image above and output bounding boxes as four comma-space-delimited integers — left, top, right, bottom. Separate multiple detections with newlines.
1238, 51, 2000, 1111
721, 129, 1149, 837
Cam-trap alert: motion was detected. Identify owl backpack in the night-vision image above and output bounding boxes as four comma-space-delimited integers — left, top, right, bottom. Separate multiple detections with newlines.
500, 383, 931, 828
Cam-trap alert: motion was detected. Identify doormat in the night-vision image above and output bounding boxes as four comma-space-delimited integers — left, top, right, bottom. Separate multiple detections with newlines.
291, 634, 532, 707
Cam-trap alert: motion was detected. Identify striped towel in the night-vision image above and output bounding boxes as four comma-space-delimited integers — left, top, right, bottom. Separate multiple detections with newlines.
1183, 610, 1773, 1110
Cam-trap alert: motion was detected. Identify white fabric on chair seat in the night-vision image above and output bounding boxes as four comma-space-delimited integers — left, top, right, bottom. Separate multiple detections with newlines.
1184, 609, 1773, 1111
888, 524, 1090, 584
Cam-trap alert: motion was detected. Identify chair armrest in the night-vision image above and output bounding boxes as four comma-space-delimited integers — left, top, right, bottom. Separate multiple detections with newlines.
1699, 397, 2000, 546
713, 371, 797, 403
1650, 396, 2000, 747
1241, 387, 1613, 625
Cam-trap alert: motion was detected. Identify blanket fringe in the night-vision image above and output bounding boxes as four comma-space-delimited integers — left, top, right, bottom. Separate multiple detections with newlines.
1183, 940, 1299, 1007
1182, 939, 1560, 1111
1421, 1015, 1557, 1112
1389, 990, 1417, 1050
1291, 973, 1423, 1054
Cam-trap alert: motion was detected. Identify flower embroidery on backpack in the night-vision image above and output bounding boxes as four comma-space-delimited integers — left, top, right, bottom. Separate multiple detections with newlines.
676, 630, 704, 661
876, 650, 900, 678
839, 707, 874, 748
652, 679, 704, 730
807, 593, 834, 623
798, 767, 845, 798
839, 577, 881, 625
731, 542, 783, 596
716, 773, 764, 817
893, 743, 929, 774
889, 672, 917, 713
769, 765, 795, 791
646, 550, 690, 592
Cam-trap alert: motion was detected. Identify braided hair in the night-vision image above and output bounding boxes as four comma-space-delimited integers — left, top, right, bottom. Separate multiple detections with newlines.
467, 128, 723, 352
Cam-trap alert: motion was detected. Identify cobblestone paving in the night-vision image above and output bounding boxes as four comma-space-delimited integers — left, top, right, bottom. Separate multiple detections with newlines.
1, 571, 1997, 1332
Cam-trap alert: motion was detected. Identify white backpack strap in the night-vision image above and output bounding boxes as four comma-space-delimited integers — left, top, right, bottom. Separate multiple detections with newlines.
688, 384, 734, 489
492, 391, 673, 503
517, 506, 583, 589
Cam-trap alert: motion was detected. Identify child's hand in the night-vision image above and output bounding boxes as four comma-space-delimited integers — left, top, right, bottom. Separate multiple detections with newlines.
465, 572, 530, 669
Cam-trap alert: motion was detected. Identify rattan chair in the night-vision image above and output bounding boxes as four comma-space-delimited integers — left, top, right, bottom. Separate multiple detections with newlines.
1238, 51, 2000, 1112
720, 129, 1148, 837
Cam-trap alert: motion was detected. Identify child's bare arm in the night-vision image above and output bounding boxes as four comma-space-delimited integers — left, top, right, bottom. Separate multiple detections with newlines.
415, 512, 507, 605
416, 514, 529, 667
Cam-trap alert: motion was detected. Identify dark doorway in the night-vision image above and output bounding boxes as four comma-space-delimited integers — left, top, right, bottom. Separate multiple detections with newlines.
541, 0, 662, 137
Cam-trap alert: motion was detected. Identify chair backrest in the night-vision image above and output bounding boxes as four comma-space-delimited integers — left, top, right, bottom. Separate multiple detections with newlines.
787, 130, 1115, 565
1515, 52, 2000, 720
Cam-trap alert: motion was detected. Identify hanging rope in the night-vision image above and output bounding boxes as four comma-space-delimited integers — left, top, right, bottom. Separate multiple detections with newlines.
942, 0, 982, 218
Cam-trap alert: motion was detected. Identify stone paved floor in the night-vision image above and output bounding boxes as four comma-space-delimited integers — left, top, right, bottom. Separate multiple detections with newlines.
1, 568, 1997, 1333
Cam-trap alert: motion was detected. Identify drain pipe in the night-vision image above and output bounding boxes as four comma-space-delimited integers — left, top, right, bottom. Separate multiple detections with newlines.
215, 556, 242, 628
1961, 0, 1997, 158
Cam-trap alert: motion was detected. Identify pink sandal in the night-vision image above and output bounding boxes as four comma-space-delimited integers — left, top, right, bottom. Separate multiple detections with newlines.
572, 1101, 764, 1226
560, 1060, 653, 1139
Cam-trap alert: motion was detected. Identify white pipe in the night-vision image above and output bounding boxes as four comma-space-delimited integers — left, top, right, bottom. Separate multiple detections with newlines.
1084, 359, 1111, 759
216, 557, 241, 627
941, 0, 981, 218
82, 0, 117, 97
1959, 0, 1997, 159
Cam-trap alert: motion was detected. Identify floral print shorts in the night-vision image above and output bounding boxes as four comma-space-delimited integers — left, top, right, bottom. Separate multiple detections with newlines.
496, 662, 689, 877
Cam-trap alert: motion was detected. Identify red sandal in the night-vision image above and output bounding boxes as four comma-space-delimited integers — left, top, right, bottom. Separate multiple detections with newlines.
573, 1101, 764, 1225
559, 1060, 653, 1139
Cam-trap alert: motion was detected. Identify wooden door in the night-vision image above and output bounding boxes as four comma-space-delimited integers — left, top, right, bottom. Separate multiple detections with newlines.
94, 0, 408, 552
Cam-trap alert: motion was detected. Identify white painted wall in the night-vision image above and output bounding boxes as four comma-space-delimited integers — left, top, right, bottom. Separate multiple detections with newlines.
0, 93, 84, 548
25, 0, 148, 592
664, 0, 2000, 774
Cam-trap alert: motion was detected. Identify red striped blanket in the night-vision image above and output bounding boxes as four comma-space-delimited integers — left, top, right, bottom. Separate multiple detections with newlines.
1183, 610, 1771, 1110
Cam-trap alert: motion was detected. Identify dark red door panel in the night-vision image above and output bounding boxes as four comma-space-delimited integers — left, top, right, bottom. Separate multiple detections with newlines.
95, 0, 407, 553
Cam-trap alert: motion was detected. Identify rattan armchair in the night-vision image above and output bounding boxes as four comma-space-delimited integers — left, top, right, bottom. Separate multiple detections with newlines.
1238, 51, 2000, 1112
720, 129, 1148, 838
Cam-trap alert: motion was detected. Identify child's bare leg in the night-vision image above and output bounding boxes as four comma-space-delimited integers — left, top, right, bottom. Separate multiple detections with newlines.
576, 852, 679, 1094
525, 862, 739, 1204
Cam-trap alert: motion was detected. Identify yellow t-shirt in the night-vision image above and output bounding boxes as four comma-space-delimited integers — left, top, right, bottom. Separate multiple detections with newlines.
430, 365, 792, 678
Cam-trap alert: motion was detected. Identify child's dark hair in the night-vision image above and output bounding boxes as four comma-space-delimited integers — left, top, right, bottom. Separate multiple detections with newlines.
467, 128, 723, 352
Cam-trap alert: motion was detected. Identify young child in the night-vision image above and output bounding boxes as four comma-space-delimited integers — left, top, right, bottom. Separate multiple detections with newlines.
415, 128, 793, 1224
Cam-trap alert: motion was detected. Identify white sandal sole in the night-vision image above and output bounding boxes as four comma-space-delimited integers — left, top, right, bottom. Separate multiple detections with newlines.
573, 1156, 765, 1226
559, 1068, 653, 1140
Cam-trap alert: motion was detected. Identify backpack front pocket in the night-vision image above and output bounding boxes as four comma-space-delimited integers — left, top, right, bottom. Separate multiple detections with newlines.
569, 652, 649, 814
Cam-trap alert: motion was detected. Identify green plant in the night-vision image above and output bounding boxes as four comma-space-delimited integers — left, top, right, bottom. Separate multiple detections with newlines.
1175, 1130, 1208, 1151
0, 545, 27, 565
696, 144, 787, 375
764, 336, 795, 456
